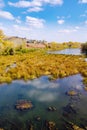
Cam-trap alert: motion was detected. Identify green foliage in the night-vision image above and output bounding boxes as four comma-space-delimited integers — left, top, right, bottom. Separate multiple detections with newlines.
3, 47, 15, 55
0, 40, 15, 55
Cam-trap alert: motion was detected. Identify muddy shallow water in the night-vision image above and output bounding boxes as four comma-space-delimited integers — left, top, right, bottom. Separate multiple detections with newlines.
0, 74, 87, 129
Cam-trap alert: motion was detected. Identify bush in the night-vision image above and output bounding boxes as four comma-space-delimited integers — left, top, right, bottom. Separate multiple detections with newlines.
3, 47, 15, 55
81, 42, 87, 55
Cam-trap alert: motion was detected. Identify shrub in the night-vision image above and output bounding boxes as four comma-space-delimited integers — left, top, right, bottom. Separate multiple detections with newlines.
81, 42, 87, 55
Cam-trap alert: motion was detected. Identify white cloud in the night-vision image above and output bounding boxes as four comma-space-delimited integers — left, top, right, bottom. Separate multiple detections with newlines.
0, 10, 14, 20
15, 19, 21, 24
58, 29, 77, 33
1, 24, 87, 43
13, 25, 25, 31
0, 23, 6, 30
8, 24, 32, 38
57, 16, 65, 19
57, 19, 65, 24
57, 15, 71, 20
79, 0, 87, 3
26, 16, 45, 28
8, 0, 41, 8
42, 0, 63, 5
8, 0, 63, 8
8, 0, 63, 14
75, 26, 80, 29
15, 17, 22, 24
0, 0, 5, 8
27, 6, 43, 12
57, 15, 70, 25
1, 19, 87, 43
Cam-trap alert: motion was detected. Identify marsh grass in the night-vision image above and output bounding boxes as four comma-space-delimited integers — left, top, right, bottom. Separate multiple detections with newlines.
0, 49, 87, 84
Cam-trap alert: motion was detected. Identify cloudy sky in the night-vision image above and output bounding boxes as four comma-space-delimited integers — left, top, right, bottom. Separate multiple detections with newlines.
0, 0, 87, 42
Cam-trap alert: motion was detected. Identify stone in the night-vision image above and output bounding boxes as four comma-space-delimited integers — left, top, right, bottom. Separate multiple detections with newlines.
35, 116, 41, 121
46, 121, 56, 130
65, 121, 85, 130
15, 100, 33, 110
48, 106, 57, 111
67, 90, 77, 96
84, 86, 87, 91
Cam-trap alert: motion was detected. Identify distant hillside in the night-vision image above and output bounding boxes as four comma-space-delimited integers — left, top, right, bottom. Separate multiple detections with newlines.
4, 36, 27, 45
4, 36, 48, 49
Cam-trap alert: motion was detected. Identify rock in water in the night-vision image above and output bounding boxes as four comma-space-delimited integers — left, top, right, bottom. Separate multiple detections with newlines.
15, 100, 33, 110
67, 90, 77, 96
46, 121, 56, 130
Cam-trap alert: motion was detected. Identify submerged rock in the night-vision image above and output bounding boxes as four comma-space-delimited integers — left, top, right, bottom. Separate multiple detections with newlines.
65, 121, 85, 130
46, 121, 56, 130
84, 86, 87, 91
15, 100, 33, 110
48, 106, 57, 111
28, 122, 34, 130
67, 90, 77, 96
85, 126, 87, 129
62, 103, 77, 119
35, 116, 41, 121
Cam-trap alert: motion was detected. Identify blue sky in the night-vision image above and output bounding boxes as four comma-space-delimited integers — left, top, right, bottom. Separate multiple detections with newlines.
0, 0, 87, 42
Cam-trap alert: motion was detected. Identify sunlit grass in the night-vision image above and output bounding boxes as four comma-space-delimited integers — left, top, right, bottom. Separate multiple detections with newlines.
0, 49, 87, 84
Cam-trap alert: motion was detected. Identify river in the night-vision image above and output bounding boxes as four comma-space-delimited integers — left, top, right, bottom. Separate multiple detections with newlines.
0, 48, 87, 130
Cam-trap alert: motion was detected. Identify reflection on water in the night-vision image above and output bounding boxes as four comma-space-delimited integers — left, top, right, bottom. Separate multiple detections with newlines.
26, 77, 59, 102
48, 48, 81, 55
0, 74, 87, 129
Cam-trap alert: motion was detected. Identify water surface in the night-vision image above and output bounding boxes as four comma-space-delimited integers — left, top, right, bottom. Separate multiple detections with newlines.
0, 74, 87, 129
48, 48, 81, 55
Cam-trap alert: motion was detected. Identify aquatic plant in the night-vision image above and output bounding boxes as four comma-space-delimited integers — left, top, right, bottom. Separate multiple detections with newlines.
0, 49, 86, 84
67, 90, 77, 96
64, 121, 85, 130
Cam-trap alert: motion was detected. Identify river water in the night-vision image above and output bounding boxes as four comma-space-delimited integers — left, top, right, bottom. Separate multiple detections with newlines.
0, 74, 87, 129
48, 48, 81, 55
